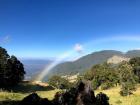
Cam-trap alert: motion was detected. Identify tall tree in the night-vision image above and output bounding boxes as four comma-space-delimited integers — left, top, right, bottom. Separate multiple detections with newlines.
0, 47, 25, 87
118, 61, 138, 96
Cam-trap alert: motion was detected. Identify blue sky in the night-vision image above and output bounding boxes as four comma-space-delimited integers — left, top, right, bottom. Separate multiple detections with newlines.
0, 0, 140, 59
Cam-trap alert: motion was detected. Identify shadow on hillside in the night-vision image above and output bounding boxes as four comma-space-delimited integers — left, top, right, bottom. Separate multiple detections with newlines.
2, 83, 54, 93
0, 100, 20, 105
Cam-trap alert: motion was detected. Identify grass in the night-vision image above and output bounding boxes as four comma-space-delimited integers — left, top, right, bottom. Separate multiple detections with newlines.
95, 85, 140, 105
0, 89, 59, 101
0, 89, 59, 105
37, 89, 60, 100
0, 90, 26, 101
0, 85, 140, 105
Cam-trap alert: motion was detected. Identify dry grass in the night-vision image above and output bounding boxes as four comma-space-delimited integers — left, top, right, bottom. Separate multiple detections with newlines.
0, 89, 59, 101
37, 89, 60, 100
95, 85, 140, 105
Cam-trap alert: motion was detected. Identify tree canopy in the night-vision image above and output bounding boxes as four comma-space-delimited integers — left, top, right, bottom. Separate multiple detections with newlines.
84, 63, 118, 90
118, 61, 138, 96
0, 47, 25, 87
83, 61, 139, 96
48, 75, 72, 89
129, 57, 140, 83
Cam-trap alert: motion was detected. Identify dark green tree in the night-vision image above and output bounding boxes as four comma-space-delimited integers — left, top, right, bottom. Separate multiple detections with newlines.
129, 57, 140, 82
0, 47, 25, 87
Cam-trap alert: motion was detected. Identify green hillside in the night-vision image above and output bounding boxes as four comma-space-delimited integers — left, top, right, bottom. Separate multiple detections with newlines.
49, 50, 140, 76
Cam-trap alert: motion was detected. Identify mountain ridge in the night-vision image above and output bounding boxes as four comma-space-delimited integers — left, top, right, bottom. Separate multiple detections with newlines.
48, 50, 140, 76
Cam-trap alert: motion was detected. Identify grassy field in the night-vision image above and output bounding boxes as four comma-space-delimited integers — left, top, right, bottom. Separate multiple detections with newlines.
0, 89, 59, 101
95, 86, 140, 105
0, 85, 140, 105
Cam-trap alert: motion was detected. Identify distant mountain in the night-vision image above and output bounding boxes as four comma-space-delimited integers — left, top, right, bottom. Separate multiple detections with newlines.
21, 59, 52, 80
48, 50, 140, 75
126, 50, 140, 57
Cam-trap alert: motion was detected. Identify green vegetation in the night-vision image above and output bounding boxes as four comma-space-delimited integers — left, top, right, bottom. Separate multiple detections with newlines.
129, 57, 140, 83
84, 63, 118, 90
83, 58, 140, 96
48, 75, 73, 89
118, 61, 138, 96
0, 47, 25, 87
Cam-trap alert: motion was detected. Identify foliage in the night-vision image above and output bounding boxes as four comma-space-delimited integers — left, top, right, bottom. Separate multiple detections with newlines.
48, 75, 72, 89
129, 57, 140, 83
92, 79, 100, 90
0, 47, 25, 87
118, 61, 138, 96
101, 81, 114, 90
84, 62, 119, 90
83, 60, 140, 96
96, 92, 109, 105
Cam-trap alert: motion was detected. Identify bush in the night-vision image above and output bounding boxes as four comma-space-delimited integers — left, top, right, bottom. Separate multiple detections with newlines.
96, 92, 109, 105
92, 79, 100, 90
101, 82, 114, 90
48, 75, 72, 89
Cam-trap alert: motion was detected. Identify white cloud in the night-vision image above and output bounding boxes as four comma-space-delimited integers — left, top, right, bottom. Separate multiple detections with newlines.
74, 43, 84, 53
0, 35, 10, 44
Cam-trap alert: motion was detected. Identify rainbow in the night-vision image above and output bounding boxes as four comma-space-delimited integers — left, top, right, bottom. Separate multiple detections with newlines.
35, 35, 140, 81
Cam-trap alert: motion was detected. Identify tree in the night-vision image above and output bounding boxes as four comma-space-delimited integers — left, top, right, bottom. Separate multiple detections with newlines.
6, 56, 25, 85
129, 57, 140, 82
48, 75, 72, 89
0, 47, 25, 87
118, 61, 138, 96
84, 62, 119, 90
